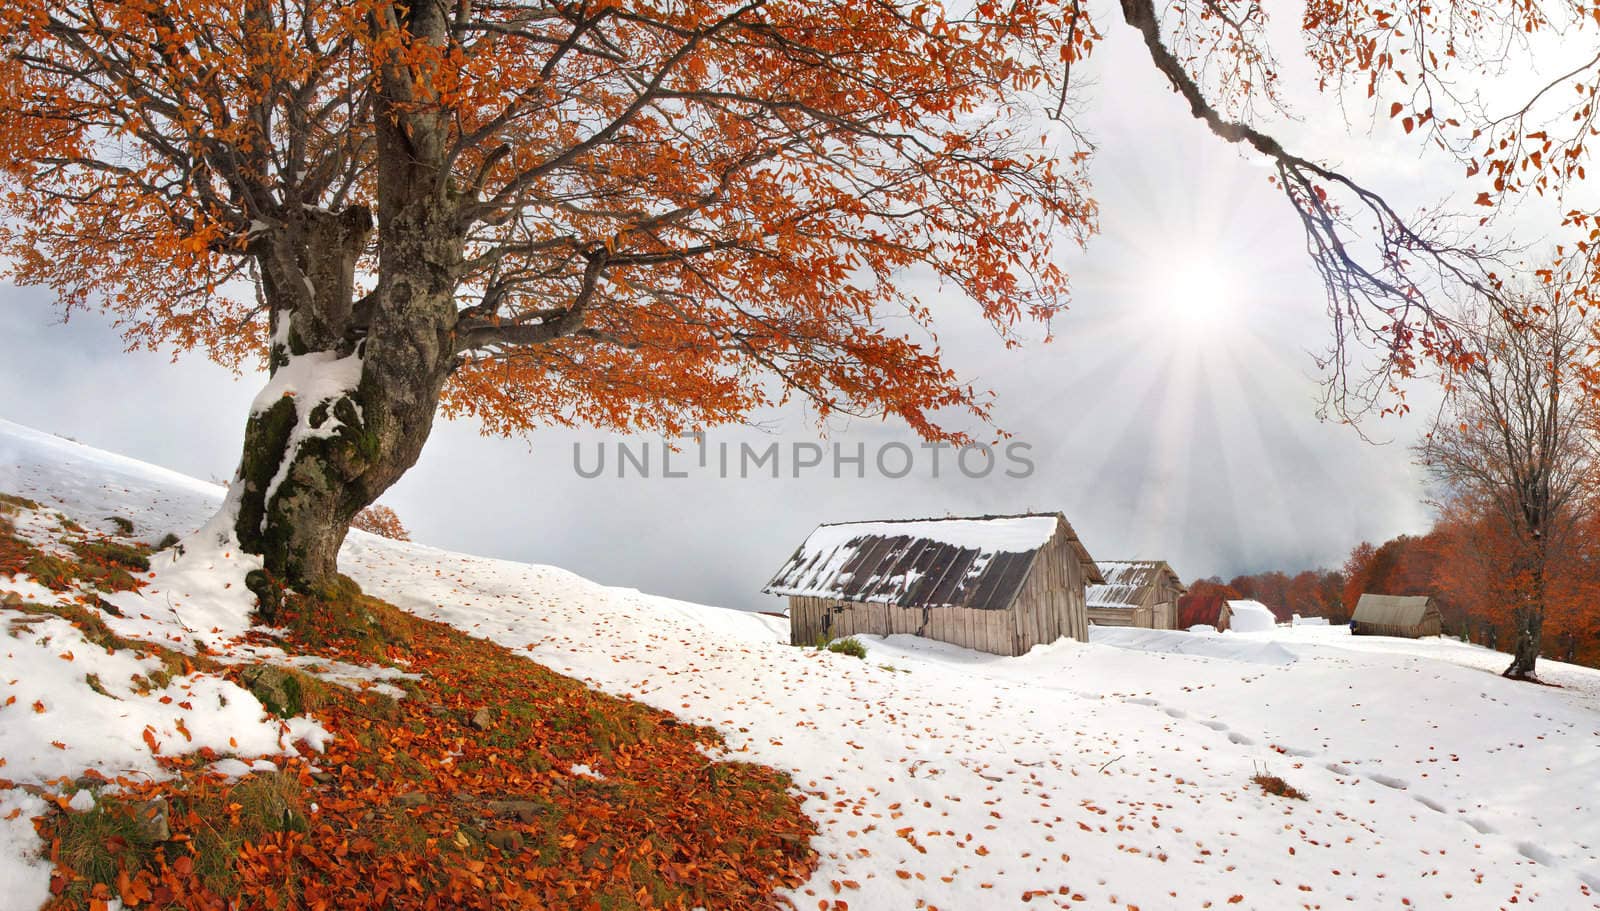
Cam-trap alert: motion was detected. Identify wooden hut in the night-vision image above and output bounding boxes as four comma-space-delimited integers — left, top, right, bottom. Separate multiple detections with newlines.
764, 513, 1103, 656
1085, 560, 1186, 630
1351, 594, 1442, 638
1176, 593, 1232, 631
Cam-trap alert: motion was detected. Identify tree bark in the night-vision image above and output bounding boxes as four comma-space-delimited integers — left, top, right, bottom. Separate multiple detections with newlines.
231, 202, 460, 604
1503, 561, 1545, 680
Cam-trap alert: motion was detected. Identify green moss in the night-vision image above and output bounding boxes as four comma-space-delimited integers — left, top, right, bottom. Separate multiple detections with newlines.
235, 395, 300, 558
273, 574, 415, 662
239, 665, 327, 717
105, 515, 135, 535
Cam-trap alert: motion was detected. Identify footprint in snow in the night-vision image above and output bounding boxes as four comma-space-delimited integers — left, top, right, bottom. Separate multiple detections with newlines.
1413, 794, 1446, 813
1325, 762, 1352, 776
1517, 841, 1557, 866
1197, 719, 1228, 731
1227, 732, 1255, 745
1163, 707, 1187, 719
1463, 816, 1497, 834
1368, 773, 1408, 790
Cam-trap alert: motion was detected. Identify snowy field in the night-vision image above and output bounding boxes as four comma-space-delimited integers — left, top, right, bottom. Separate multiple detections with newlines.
3, 417, 1599, 909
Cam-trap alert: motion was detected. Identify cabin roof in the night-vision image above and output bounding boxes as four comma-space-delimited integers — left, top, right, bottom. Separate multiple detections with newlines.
1085, 560, 1186, 610
762, 512, 1101, 611
1352, 593, 1436, 626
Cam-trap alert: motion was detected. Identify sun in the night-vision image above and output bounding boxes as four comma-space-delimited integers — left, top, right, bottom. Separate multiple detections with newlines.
1142, 251, 1236, 332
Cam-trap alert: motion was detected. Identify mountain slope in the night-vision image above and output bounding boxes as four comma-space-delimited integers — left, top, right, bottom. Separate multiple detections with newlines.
4, 418, 1599, 909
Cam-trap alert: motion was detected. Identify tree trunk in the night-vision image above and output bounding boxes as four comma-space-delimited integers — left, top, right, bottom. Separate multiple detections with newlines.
1502, 560, 1545, 680
230, 203, 460, 604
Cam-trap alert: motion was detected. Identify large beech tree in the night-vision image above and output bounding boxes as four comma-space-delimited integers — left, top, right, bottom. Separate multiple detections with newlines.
1419, 299, 1598, 679
0, 0, 1595, 593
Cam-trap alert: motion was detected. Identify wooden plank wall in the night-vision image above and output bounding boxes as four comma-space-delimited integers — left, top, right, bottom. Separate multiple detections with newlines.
1009, 526, 1087, 650
784, 519, 1090, 656
788, 594, 1023, 654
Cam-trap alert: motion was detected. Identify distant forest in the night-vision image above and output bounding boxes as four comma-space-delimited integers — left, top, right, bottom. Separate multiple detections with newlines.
1189, 513, 1600, 669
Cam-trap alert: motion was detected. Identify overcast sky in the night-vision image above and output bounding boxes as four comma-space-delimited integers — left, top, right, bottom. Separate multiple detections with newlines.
0, 8, 1480, 613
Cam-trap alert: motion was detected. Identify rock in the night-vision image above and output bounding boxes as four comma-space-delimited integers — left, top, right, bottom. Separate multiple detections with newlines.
130, 798, 170, 842
470, 707, 493, 730
309, 771, 334, 785
486, 829, 524, 853
239, 665, 306, 718
1, 591, 22, 606
392, 791, 428, 808
484, 799, 548, 824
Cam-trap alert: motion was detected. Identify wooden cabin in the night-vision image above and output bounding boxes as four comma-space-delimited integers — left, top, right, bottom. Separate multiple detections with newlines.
1351, 594, 1442, 638
1177, 592, 1232, 632
764, 513, 1103, 656
1085, 560, 1186, 630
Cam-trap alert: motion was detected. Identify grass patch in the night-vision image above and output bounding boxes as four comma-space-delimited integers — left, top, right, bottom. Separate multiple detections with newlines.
825, 637, 867, 659
1252, 772, 1308, 801
49, 799, 161, 904
264, 574, 416, 663
0, 492, 41, 513
32, 567, 815, 910
105, 515, 135, 535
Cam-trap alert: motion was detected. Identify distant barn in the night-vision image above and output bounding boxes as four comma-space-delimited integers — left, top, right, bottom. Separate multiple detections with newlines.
1351, 594, 1442, 638
1085, 561, 1186, 630
1177, 592, 1233, 631
764, 513, 1103, 656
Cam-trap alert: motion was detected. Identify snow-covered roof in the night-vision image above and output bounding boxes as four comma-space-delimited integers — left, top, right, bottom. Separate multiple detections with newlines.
1353, 594, 1436, 626
1085, 560, 1185, 610
763, 513, 1102, 611
1225, 599, 1279, 632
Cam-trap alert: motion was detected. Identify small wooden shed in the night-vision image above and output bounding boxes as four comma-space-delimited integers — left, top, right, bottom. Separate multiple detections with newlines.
764, 513, 1103, 656
1085, 560, 1186, 630
1351, 594, 1442, 638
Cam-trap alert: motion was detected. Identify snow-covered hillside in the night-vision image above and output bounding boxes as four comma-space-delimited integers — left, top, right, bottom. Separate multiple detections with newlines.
4, 418, 1600, 909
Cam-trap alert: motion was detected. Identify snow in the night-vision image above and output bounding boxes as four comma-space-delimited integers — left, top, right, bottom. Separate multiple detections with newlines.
1226, 598, 1279, 632
250, 330, 365, 526
0, 606, 320, 783
0, 789, 51, 908
767, 514, 1060, 603
798, 515, 1060, 555
1088, 625, 1297, 666
5, 420, 1600, 909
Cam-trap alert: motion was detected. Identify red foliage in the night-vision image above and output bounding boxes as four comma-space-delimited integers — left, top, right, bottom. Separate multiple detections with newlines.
350, 505, 410, 543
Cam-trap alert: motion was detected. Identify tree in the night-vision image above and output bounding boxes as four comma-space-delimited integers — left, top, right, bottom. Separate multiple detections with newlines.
351, 504, 411, 542
0, 1, 1095, 592
1417, 298, 1598, 679
2, 1, 1595, 596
